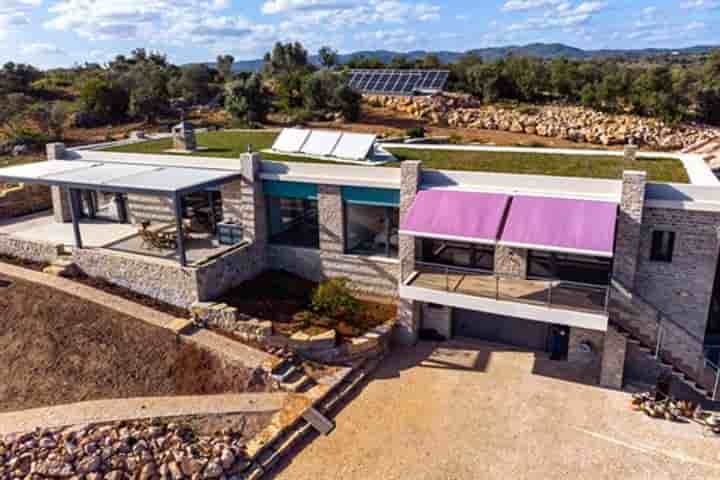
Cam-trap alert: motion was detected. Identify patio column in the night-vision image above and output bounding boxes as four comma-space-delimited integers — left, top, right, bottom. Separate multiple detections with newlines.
399, 161, 421, 283
67, 188, 83, 249
612, 170, 647, 290
173, 193, 187, 267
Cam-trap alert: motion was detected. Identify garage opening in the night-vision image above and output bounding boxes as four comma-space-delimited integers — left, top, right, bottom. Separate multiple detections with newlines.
453, 309, 552, 352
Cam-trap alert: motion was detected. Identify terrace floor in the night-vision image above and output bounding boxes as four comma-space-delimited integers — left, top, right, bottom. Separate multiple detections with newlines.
408, 268, 607, 313
0, 212, 236, 264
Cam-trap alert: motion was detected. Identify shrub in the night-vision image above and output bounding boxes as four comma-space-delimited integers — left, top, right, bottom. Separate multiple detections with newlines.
79, 79, 129, 124
311, 277, 362, 318
406, 126, 425, 138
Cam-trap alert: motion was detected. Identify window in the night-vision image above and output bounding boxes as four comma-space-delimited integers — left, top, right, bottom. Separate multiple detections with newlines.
528, 251, 611, 285
344, 203, 399, 258
267, 196, 319, 249
418, 239, 495, 271
650, 230, 675, 263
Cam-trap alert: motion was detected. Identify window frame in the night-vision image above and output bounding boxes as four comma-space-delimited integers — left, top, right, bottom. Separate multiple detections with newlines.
342, 202, 399, 259
650, 230, 675, 263
266, 195, 320, 250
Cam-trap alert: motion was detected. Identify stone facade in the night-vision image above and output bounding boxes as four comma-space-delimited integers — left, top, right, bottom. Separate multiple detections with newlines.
612, 171, 647, 289
126, 194, 175, 225
51, 187, 71, 223
396, 297, 420, 345
600, 325, 628, 389
399, 161, 421, 283
191, 301, 273, 343
0, 184, 51, 219
196, 244, 263, 301
568, 327, 605, 377
494, 245, 528, 278
240, 153, 268, 272
0, 236, 62, 263
172, 122, 197, 151
220, 179, 243, 223
72, 248, 200, 308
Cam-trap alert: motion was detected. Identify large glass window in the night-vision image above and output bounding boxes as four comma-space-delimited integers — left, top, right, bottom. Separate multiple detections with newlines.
344, 204, 399, 258
650, 230, 675, 263
267, 197, 319, 249
418, 239, 495, 271
528, 251, 611, 285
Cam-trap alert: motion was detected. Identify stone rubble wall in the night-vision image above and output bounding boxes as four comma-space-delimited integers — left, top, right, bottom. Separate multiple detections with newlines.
191, 301, 273, 343
0, 236, 62, 264
72, 248, 200, 308
195, 244, 264, 303
126, 194, 176, 225
367, 93, 720, 150
600, 325, 628, 389
297, 319, 395, 365
0, 184, 52, 219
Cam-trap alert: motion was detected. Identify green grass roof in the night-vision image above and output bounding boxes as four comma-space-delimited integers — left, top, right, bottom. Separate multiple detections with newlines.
101, 130, 689, 183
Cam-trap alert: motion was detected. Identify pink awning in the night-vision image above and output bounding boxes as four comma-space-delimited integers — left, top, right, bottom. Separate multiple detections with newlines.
400, 190, 511, 244
499, 196, 617, 257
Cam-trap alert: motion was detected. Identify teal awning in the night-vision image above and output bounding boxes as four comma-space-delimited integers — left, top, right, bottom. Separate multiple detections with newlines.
263, 180, 318, 200
341, 186, 400, 207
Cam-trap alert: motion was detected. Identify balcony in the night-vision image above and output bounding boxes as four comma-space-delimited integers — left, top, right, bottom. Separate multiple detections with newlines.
407, 261, 610, 315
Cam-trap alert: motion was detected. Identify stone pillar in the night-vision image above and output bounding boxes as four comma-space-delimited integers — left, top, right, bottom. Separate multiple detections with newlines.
318, 184, 344, 255
600, 325, 627, 389
46, 143, 71, 223
612, 171, 647, 289
399, 161, 421, 283
220, 180, 243, 223
494, 245, 528, 278
240, 152, 267, 272
624, 144, 638, 162
396, 297, 421, 346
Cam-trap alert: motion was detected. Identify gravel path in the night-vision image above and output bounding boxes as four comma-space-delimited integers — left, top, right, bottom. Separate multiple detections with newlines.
276, 339, 720, 480
0, 393, 288, 435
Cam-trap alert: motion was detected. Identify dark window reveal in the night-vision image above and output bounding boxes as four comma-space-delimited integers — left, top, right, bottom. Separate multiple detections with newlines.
650, 231, 675, 263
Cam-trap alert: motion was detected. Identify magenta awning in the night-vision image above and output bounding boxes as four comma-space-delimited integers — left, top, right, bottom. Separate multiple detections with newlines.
400, 190, 511, 244
499, 196, 617, 257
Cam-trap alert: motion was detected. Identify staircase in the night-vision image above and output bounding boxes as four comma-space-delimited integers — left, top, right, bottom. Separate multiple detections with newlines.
610, 281, 717, 401
267, 350, 315, 393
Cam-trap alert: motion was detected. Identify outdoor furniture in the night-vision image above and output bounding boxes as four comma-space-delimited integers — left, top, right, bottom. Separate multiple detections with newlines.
217, 221, 243, 245
139, 222, 179, 250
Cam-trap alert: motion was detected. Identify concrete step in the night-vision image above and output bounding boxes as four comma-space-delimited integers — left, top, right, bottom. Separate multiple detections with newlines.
271, 363, 298, 383
302, 407, 335, 435
281, 372, 313, 393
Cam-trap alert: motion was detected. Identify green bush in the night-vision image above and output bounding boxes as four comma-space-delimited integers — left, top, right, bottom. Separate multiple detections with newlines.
311, 277, 362, 318
406, 126, 425, 138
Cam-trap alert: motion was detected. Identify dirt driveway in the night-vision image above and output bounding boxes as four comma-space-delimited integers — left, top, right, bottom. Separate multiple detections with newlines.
275, 339, 720, 479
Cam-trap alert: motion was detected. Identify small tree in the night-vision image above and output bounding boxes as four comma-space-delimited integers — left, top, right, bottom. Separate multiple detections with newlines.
128, 64, 169, 122
318, 46, 338, 69
332, 84, 362, 121
216, 54, 235, 82
311, 278, 361, 318
225, 74, 270, 125
697, 87, 720, 125
80, 78, 129, 123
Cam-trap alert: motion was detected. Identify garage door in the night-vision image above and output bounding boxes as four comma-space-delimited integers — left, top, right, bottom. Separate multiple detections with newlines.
453, 309, 549, 351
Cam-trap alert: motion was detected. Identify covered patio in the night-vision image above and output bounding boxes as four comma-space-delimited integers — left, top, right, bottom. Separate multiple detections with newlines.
0, 160, 244, 266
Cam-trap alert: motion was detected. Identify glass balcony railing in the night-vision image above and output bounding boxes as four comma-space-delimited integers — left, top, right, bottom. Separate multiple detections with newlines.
408, 261, 610, 315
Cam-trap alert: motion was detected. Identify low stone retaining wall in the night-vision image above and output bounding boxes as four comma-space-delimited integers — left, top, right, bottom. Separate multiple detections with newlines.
0, 184, 51, 219
0, 235, 61, 263
72, 248, 200, 308
295, 319, 396, 365
196, 243, 263, 301
191, 301, 273, 343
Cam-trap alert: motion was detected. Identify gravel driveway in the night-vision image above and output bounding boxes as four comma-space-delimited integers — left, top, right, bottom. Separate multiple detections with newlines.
275, 338, 720, 479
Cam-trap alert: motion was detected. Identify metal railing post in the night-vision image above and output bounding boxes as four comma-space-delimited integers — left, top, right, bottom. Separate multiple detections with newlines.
713, 368, 720, 401
547, 282, 553, 308
655, 321, 664, 360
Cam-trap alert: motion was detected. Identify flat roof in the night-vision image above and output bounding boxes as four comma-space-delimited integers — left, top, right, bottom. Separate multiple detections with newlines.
0, 160, 242, 197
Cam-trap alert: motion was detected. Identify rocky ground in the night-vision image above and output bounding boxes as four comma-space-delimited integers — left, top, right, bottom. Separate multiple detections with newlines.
0, 415, 270, 479
368, 93, 720, 150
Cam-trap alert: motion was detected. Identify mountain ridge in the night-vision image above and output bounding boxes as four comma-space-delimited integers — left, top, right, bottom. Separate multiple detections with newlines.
196, 42, 719, 72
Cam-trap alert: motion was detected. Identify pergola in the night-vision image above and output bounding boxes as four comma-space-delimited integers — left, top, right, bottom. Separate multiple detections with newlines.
0, 160, 243, 266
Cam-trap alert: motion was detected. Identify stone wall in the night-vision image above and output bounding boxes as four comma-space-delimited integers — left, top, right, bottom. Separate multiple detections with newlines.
396, 297, 420, 345
636, 206, 720, 341
267, 245, 323, 281
195, 244, 262, 302
126, 194, 175, 225
494, 245, 528, 278
567, 327, 605, 377
72, 248, 199, 308
613, 171, 646, 289
220, 179, 243, 223
0, 184, 52, 219
0, 236, 62, 263
600, 325, 628, 389
399, 161, 421, 283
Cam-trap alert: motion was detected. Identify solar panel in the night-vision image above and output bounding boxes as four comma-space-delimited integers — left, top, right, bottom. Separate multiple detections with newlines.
300, 130, 343, 157
331, 133, 376, 160
349, 69, 449, 95
272, 128, 311, 153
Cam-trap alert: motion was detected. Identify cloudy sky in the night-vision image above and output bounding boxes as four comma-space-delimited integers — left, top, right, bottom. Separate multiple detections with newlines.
1, 0, 719, 68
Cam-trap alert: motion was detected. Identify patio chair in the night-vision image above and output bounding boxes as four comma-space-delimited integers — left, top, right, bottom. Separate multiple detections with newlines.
139, 223, 177, 250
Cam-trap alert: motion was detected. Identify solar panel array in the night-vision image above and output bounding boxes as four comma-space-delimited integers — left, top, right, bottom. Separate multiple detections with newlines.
348, 70, 449, 95
271, 129, 377, 161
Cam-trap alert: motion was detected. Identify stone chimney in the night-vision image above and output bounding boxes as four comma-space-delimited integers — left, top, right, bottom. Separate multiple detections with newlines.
172, 121, 197, 152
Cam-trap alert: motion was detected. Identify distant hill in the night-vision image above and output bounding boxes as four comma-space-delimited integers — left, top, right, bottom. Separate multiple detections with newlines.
197, 42, 719, 72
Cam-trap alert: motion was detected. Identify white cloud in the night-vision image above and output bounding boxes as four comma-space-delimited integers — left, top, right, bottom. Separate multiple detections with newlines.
502, 0, 563, 11
261, 0, 354, 15
680, 0, 720, 9
22, 42, 66, 55
507, 1, 607, 31
261, 0, 440, 24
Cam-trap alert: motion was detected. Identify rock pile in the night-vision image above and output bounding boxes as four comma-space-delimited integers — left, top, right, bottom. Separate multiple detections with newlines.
367, 93, 720, 150
1, 421, 254, 479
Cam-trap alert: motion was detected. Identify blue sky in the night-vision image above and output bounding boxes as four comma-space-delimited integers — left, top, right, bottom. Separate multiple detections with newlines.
1, 0, 719, 68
